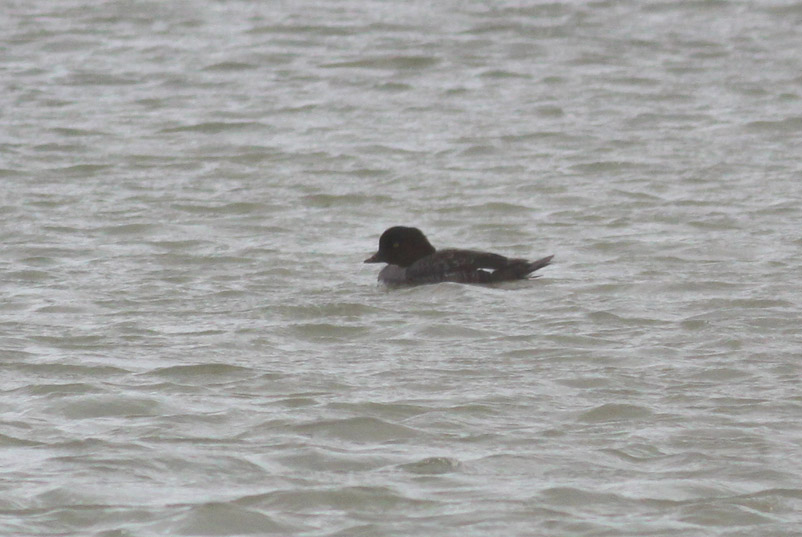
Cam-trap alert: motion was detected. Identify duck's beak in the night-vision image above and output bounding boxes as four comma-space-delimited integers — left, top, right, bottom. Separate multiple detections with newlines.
364, 251, 384, 263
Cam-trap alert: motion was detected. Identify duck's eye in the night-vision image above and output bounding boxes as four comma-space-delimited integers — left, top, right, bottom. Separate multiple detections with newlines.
393, 242, 399, 248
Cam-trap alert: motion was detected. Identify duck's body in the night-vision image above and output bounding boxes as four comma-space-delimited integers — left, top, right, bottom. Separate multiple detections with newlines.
365, 226, 553, 286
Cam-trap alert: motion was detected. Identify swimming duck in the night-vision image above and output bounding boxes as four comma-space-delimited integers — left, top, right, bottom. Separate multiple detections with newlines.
365, 226, 553, 285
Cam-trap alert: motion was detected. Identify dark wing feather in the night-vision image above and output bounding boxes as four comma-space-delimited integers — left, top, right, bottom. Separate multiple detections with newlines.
405, 249, 509, 284
405, 250, 553, 284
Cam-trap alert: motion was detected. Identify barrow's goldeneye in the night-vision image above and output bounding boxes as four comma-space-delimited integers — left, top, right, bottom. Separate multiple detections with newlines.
365, 226, 553, 285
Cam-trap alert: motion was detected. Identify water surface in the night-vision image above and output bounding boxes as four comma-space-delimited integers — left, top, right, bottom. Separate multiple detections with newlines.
2, 1, 802, 535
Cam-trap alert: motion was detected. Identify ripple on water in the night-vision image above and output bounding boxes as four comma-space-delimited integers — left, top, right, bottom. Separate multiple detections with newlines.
145, 363, 259, 384
577, 403, 654, 423
53, 394, 166, 419
166, 502, 293, 535
321, 55, 439, 70
398, 456, 461, 475
290, 323, 372, 341
293, 417, 424, 444
275, 446, 394, 473
239, 485, 430, 514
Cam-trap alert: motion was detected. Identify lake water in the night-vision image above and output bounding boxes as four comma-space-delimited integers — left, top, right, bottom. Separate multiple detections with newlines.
2, 1, 802, 535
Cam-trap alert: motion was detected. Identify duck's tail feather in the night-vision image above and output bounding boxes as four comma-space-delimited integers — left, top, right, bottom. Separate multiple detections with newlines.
525, 255, 554, 277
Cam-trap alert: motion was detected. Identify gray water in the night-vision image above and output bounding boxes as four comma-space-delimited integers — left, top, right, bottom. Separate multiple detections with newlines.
2, 1, 802, 535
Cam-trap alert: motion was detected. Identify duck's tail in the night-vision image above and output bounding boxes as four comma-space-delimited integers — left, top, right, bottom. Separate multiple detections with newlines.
524, 255, 554, 277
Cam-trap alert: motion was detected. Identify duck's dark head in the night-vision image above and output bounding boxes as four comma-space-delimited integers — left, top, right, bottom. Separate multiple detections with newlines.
364, 226, 436, 267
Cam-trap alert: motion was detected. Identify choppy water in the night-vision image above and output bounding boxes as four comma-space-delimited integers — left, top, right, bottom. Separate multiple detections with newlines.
3, 1, 802, 535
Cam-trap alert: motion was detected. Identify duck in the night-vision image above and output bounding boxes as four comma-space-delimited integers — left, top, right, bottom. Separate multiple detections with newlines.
364, 226, 553, 285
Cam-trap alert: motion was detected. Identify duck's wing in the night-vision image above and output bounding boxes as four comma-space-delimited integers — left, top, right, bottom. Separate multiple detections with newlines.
405, 249, 510, 284
406, 250, 553, 284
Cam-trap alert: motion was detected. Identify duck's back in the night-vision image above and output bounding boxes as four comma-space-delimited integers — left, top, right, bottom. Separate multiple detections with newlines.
404, 249, 509, 284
